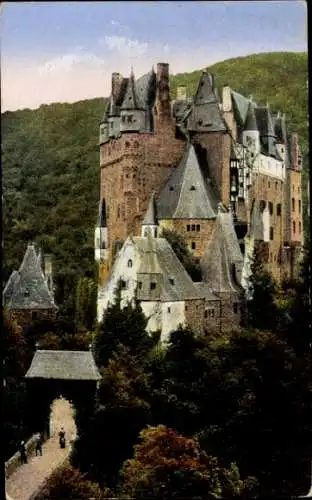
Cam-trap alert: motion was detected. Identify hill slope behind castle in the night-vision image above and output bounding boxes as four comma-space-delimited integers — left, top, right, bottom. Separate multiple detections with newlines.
2, 51, 308, 304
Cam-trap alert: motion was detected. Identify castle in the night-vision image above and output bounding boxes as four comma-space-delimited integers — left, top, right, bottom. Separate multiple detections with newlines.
95, 62, 304, 339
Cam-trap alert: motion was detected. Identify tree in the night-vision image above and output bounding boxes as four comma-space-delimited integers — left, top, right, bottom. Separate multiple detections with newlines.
75, 276, 97, 331
160, 228, 202, 281
121, 424, 244, 499
97, 344, 151, 408
3, 307, 28, 376
94, 284, 154, 368
247, 244, 278, 330
149, 326, 207, 436
71, 345, 152, 488
34, 462, 102, 499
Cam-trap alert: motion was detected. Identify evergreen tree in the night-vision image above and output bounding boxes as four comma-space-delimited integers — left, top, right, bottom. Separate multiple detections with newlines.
247, 245, 278, 330
94, 282, 154, 368
75, 276, 97, 331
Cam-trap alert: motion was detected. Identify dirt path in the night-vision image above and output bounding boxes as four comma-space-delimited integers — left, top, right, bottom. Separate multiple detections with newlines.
5, 398, 77, 500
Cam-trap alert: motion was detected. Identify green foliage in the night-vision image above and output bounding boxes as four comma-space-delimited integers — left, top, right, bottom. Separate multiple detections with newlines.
160, 228, 202, 281
3, 307, 28, 376
97, 344, 151, 408
24, 317, 92, 351
94, 284, 153, 368
34, 461, 103, 499
71, 403, 152, 489
247, 245, 278, 330
120, 424, 244, 499
75, 276, 97, 331
3, 308, 33, 459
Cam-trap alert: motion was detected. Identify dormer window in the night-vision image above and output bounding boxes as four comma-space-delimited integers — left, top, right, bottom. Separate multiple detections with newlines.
127, 259, 133, 268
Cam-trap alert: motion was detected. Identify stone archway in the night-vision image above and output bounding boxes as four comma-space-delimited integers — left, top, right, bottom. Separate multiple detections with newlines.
25, 350, 101, 441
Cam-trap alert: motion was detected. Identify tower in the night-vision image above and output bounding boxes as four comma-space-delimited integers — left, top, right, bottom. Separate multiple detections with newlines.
141, 193, 159, 238
120, 68, 146, 133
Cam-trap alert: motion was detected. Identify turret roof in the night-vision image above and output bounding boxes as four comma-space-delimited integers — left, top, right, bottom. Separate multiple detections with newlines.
142, 193, 157, 226
3, 243, 58, 310
244, 101, 258, 131
121, 70, 145, 110
200, 211, 243, 292
156, 144, 218, 220
186, 72, 226, 132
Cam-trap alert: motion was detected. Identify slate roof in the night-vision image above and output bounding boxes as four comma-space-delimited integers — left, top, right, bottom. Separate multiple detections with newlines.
156, 144, 218, 220
3, 244, 58, 310
244, 102, 258, 131
136, 68, 156, 107
200, 211, 243, 292
194, 282, 220, 301
25, 350, 101, 381
142, 193, 157, 225
172, 98, 193, 122
186, 72, 226, 132
131, 236, 203, 302
231, 90, 251, 126
121, 70, 145, 110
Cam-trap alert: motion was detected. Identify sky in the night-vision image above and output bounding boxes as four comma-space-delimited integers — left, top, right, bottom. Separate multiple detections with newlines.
1, 1, 307, 112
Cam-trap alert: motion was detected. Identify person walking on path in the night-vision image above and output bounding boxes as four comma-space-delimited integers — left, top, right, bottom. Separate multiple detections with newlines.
19, 440, 27, 464
35, 432, 43, 456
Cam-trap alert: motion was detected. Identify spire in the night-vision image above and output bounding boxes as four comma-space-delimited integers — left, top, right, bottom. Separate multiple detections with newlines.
244, 102, 258, 131
121, 68, 144, 110
142, 193, 157, 226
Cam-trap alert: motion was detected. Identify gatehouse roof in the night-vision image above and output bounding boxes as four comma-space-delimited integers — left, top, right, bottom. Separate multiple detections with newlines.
25, 350, 101, 381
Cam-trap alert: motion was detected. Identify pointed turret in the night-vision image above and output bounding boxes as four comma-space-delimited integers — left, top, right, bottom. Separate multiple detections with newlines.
244, 102, 258, 131
142, 193, 158, 238
255, 106, 277, 157
120, 68, 146, 132
3, 243, 58, 311
186, 72, 226, 132
243, 101, 260, 156
157, 144, 218, 220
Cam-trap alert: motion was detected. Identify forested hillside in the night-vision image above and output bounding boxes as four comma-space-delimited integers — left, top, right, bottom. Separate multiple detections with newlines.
2, 51, 308, 310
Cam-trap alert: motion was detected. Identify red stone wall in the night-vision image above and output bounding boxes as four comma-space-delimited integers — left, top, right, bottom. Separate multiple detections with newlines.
100, 129, 185, 280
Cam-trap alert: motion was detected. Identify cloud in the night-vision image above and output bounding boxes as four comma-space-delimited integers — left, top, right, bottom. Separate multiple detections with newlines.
102, 35, 148, 58
38, 52, 106, 75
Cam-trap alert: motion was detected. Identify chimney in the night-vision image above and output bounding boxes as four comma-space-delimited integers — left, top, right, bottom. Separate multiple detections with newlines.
156, 63, 170, 119
222, 85, 232, 112
177, 85, 187, 100
111, 72, 123, 100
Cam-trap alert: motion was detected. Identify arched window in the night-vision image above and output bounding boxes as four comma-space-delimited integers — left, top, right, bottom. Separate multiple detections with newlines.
293, 221, 296, 233
127, 259, 133, 268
